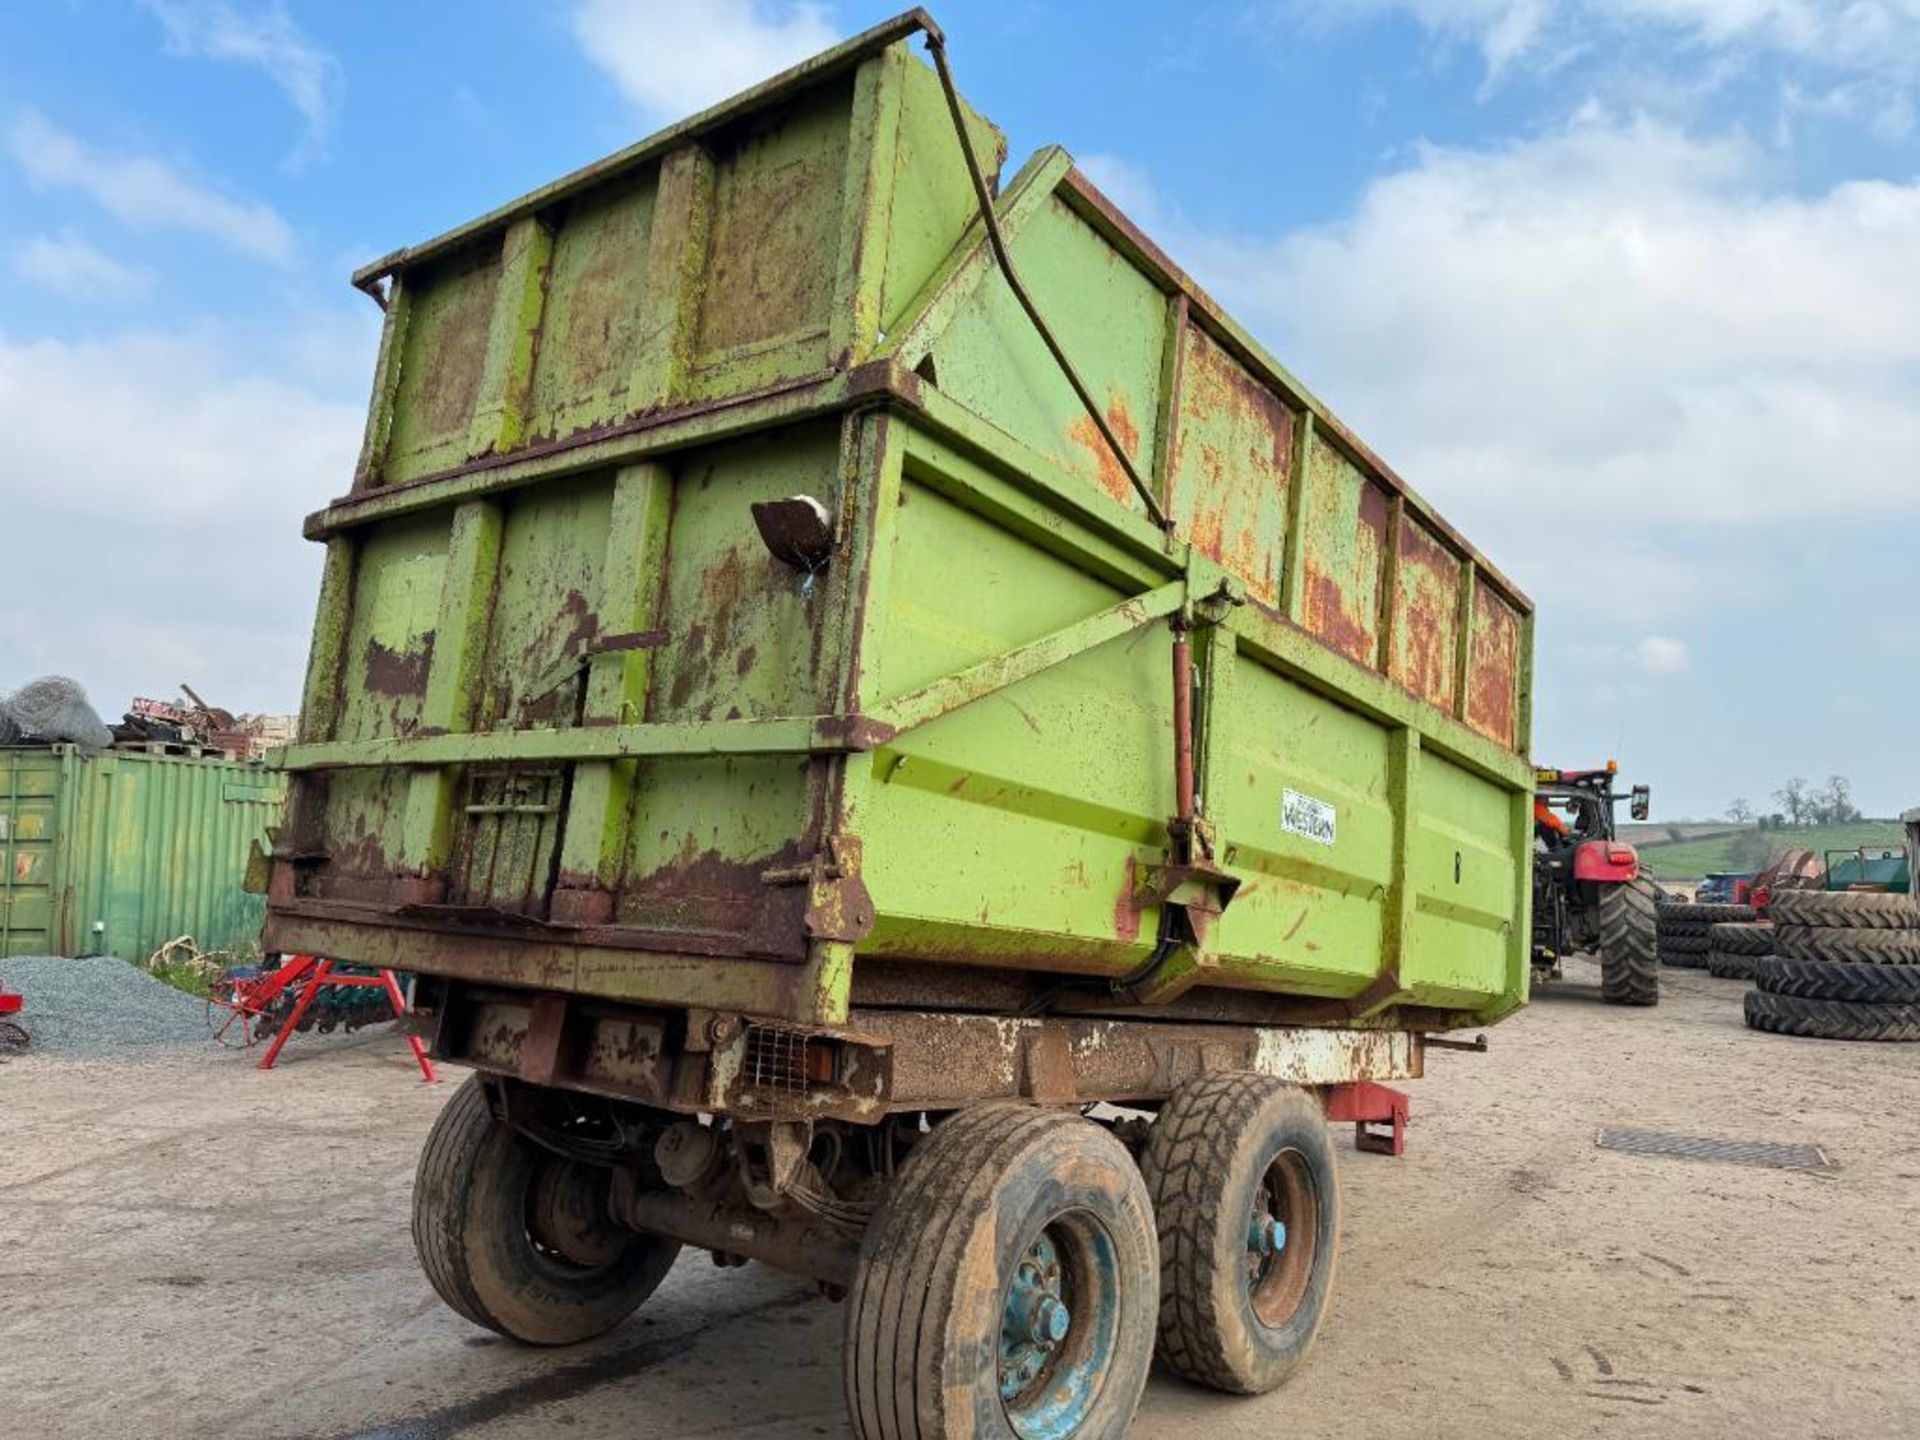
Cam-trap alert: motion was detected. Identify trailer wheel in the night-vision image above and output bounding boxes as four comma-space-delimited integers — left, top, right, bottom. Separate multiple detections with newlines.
1598, 878, 1661, 1006
1139, 1075, 1339, 1395
412, 1077, 680, 1345
844, 1103, 1157, 1439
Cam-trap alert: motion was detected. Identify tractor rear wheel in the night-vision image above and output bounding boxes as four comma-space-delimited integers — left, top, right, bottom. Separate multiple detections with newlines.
1598, 878, 1661, 1006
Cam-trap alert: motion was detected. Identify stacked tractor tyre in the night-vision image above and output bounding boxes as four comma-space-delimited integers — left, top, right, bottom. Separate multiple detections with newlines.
1656, 900, 1756, 970
1745, 891, 1920, 1042
1706, 921, 1773, 980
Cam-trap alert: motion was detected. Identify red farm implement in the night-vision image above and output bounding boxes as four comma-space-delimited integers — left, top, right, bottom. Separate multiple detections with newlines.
205, 954, 435, 1081
0, 984, 26, 1053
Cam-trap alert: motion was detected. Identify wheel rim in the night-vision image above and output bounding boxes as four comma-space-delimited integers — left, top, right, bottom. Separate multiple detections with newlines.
997, 1213, 1121, 1437
524, 1158, 628, 1272
1247, 1146, 1318, 1329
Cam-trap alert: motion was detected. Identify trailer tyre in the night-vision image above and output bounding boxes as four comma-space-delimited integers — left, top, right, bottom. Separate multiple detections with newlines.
412, 1077, 680, 1346
845, 1103, 1157, 1440
1140, 1075, 1340, 1395
1598, 878, 1661, 1006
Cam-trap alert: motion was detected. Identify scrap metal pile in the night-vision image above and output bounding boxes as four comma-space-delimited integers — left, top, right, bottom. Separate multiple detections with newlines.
112, 686, 296, 760
1, 676, 295, 760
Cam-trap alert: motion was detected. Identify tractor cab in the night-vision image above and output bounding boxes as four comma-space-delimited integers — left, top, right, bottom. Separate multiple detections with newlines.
1533, 763, 1650, 872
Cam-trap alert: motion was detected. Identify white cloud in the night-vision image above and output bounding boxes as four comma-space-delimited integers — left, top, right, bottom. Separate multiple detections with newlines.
572, 0, 838, 117
0, 330, 359, 524
11, 232, 150, 300
139, 0, 343, 163
7, 109, 295, 264
1296, 0, 1920, 88
1634, 634, 1691, 672
1115, 111, 1920, 565
0, 329, 364, 712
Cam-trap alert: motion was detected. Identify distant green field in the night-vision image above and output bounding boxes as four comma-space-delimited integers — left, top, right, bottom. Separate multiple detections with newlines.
1636, 822, 1907, 880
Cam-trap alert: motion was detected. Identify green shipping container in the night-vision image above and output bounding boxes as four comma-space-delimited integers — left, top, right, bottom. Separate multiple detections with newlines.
0, 745, 286, 961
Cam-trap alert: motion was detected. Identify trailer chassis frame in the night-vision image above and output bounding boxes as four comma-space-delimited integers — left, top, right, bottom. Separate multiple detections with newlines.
410, 976, 1422, 1125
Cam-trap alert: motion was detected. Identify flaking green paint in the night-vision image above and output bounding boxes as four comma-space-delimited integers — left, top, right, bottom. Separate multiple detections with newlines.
271, 22, 1536, 1031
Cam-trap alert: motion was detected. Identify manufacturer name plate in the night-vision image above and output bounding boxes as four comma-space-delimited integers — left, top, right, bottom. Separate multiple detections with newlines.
1282, 788, 1336, 847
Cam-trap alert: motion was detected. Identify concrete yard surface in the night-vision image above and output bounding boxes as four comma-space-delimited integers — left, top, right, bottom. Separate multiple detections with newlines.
2, 957, 1916, 1439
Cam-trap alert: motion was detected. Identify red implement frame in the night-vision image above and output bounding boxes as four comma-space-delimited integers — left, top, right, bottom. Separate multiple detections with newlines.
249, 954, 436, 1081
0, 986, 27, 1051
1324, 1080, 1409, 1156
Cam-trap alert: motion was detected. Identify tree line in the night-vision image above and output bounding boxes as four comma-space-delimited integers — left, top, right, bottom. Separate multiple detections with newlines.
1725, 776, 1861, 829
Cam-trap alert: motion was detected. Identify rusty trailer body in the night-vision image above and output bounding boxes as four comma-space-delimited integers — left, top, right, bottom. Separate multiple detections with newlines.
269, 13, 1533, 1431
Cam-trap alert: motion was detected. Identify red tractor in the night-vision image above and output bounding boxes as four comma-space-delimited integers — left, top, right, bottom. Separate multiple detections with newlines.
1532, 764, 1662, 1005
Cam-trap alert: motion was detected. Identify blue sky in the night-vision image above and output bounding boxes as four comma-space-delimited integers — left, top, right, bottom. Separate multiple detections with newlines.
0, 1, 1914, 817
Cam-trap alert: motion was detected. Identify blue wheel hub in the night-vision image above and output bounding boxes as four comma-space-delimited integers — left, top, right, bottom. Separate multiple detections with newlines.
1248, 1211, 1287, 1259
1246, 1188, 1289, 1296
1000, 1233, 1070, 1400
997, 1220, 1120, 1437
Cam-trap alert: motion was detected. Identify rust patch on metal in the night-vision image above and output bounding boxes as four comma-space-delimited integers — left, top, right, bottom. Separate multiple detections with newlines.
695, 89, 848, 362
1467, 582, 1522, 746
1067, 394, 1143, 508
1389, 518, 1460, 712
1301, 440, 1388, 667
620, 838, 812, 960
1302, 572, 1373, 665
1112, 855, 1143, 943
385, 246, 503, 478
363, 633, 434, 697
1021, 1027, 1077, 1103
527, 172, 656, 435
1171, 325, 1291, 606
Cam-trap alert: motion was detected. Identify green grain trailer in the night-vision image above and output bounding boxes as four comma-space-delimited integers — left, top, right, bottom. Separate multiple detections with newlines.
0, 744, 285, 961
267, 12, 1534, 1434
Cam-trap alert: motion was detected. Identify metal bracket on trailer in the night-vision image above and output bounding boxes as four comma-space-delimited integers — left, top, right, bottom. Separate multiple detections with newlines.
1323, 1080, 1410, 1157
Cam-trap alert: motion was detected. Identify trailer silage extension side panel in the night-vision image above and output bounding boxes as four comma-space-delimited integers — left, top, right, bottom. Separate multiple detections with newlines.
267, 15, 1533, 1088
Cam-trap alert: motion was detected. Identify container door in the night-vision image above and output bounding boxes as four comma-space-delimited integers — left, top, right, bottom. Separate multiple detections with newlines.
0, 753, 62, 956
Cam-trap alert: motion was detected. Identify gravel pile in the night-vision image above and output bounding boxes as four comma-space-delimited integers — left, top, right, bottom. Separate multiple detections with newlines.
0, 954, 206, 1057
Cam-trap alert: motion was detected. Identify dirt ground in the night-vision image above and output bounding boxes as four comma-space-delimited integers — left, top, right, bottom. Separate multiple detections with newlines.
3, 957, 1916, 1440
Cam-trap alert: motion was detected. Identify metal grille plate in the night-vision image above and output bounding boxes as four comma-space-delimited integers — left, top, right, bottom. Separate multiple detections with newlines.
1596, 1128, 1833, 1172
